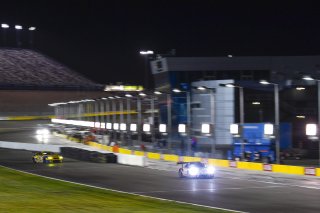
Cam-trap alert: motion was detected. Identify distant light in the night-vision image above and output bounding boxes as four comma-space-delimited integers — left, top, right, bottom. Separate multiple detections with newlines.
15, 25, 22, 30
114, 96, 121, 99
130, 123, 137, 132
143, 124, 151, 132
140, 50, 154, 55
201, 124, 211, 134
139, 92, 146, 97
159, 124, 167, 133
227, 55, 233, 58
113, 123, 119, 130
259, 80, 270, 85
296, 115, 305, 119
94, 122, 101, 128
225, 83, 236, 88
264, 124, 274, 135
101, 97, 108, 100
125, 94, 133, 97
302, 76, 314, 81
1, 24, 9, 28
296, 87, 305, 90
252, 102, 261, 105
108, 97, 115, 99
106, 123, 112, 130
154, 91, 162, 95
28, 26, 36, 31
178, 124, 186, 133
197, 86, 206, 90
120, 123, 127, 131
172, 88, 181, 93
306, 124, 317, 136
104, 85, 143, 92
230, 124, 239, 134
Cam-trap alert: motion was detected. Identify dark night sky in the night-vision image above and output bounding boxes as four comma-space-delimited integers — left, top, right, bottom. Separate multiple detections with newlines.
1, 1, 320, 86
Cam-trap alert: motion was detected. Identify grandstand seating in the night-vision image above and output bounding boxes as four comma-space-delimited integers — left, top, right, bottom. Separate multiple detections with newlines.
0, 48, 101, 89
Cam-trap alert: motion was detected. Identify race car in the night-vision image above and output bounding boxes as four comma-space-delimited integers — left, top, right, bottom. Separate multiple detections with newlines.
32, 151, 63, 163
178, 162, 215, 178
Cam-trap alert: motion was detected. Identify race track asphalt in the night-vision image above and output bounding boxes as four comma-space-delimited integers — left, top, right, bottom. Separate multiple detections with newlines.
0, 122, 320, 213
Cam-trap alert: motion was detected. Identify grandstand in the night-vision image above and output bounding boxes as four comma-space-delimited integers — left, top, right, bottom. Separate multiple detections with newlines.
0, 48, 105, 118
0, 48, 102, 90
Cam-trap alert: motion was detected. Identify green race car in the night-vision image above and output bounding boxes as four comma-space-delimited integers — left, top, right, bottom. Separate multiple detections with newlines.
32, 151, 63, 163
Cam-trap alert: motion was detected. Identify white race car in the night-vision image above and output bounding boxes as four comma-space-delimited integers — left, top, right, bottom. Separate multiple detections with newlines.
178, 162, 215, 178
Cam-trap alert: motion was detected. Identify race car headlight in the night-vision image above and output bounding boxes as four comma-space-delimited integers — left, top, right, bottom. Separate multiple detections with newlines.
189, 167, 200, 176
59, 156, 63, 160
47, 156, 53, 160
36, 129, 50, 135
42, 129, 50, 135
206, 166, 215, 174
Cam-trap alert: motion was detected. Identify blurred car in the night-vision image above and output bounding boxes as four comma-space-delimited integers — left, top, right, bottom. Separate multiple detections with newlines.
178, 162, 215, 178
32, 151, 63, 163
280, 148, 307, 160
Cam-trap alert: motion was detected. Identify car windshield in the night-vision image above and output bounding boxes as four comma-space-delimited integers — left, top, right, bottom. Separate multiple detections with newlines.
189, 162, 205, 168
42, 152, 54, 155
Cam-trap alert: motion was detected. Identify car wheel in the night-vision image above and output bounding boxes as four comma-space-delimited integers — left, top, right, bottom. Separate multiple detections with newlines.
179, 169, 184, 178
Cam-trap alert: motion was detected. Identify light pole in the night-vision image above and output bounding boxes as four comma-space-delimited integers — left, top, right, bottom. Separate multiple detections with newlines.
28, 26, 36, 48
302, 75, 320, 166
154, 91, 172, 149
1, 23, 9, 46
172, 88, 192, 155
220, 83, 245, 160
260, 80, 280, 164
15, 25, 23, 48
195, 86, 216, 157
139, 50, 154, 89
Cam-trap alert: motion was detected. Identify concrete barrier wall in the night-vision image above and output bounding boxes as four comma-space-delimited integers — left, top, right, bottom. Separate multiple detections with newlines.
147, 152, 161, 160
117, 153, 146, 166
54, 134, 320, 177
272, 164, 305, 175
0, 141, 61, 152
163, 154, 179, 162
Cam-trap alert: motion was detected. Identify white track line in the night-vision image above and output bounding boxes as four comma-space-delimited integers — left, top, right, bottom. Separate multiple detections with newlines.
0, 165, 246, 213
133, 185, 283, 194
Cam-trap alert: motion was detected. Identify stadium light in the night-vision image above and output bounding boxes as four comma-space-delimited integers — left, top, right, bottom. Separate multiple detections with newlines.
139, 92, 146, 97
178, 124, 186, 134
130, 123, 137, 132
1, 24, 9, 28
230, 124, 239, 135
201, 123, 211, 134
106, 123, 112, 130
154, 91, 162, 95
113, 123, 119, 130
143, 124, 151, 132
120, 123, 127, 131
159, 124, 167, 133
139, 50, 154, 55
306, 124, 317, 136
15, 25, 22, 30
264, 124, 274, 135
172, 88, 182, 93
28, 27, 36, 31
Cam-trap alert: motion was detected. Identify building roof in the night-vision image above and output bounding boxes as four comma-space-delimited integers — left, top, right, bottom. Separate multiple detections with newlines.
151, 55, 320, 76
0, 48, 102, 90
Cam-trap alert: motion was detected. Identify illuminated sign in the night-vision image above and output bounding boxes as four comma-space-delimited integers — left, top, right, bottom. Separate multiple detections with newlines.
104, 85, 144, 91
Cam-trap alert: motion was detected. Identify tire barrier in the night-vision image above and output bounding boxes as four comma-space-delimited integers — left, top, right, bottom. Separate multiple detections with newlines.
60, 147, 117, 163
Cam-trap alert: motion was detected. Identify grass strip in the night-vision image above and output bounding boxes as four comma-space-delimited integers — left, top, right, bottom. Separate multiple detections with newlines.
0, 166, 231, 213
